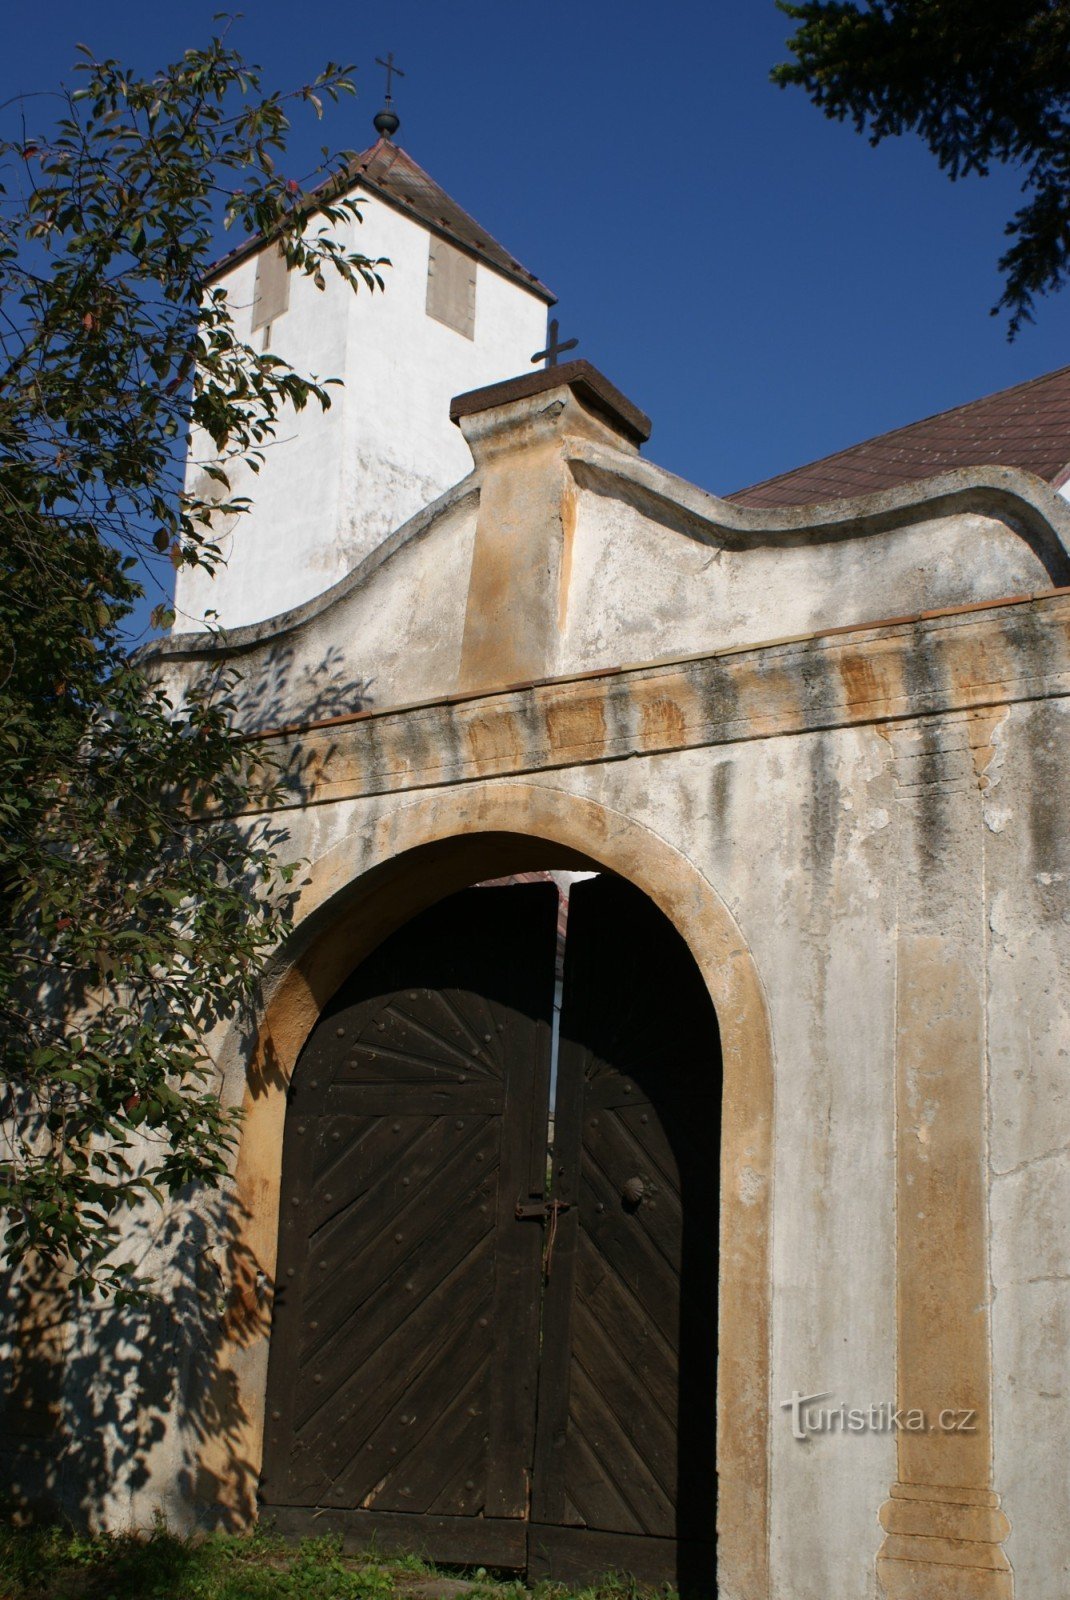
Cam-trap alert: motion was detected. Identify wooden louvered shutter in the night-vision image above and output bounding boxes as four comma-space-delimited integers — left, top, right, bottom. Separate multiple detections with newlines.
251, 243, 290, 332
426, 237, 476, 339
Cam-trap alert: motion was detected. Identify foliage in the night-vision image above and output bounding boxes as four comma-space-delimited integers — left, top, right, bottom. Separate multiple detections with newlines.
0, 1523, 665, 1600
773, 0, 1070, 335
0, 31, 385, 1298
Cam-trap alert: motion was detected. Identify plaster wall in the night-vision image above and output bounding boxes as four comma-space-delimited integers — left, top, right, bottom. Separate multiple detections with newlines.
161, 491, 480, 734
154, 439, 1068, 744
24, 608, 1070, 1599
212, 685, 1070, 1597
27, 711, 954, 1597
174, 187, 547, 632
19, 369, 1070, 1598
984, 695, 1070, 1596
559, 477, 1053, 676
577, 734, 900, 1600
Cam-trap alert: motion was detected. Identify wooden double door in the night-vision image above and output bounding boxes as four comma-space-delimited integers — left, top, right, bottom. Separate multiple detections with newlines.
261, 876, 722, 1591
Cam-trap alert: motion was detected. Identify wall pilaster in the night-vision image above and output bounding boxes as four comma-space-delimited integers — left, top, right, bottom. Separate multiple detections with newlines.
878, 717, 1011, 1597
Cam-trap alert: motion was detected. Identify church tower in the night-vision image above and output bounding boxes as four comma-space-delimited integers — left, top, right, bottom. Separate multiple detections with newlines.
174, 102, 554, 632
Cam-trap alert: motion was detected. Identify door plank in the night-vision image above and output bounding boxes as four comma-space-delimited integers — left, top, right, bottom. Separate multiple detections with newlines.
567, 1359, 675, 1532
303, 1118, 498, 1312
527, 1523, 716, 1591
570, 1298, 677, 1488
269, 1506, 528, 1568
572, 1242, 678, 1422
328, 1270, 493, 1505
555, 1413, 645, 1534
298, 1172, 497, 1411
374, 1358, 492, 1514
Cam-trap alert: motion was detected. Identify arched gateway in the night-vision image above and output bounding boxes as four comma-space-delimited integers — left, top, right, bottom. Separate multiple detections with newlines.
259, 872, 721, 1589
210, 787, 776, 1600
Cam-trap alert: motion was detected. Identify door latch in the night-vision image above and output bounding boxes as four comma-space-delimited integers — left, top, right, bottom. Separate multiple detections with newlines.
514, 1197, 572, 1279
515, 1197, 571, 1220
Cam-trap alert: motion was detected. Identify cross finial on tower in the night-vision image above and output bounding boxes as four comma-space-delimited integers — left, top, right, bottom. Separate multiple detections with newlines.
532, 317, 579, 369
373, 52, 405, 139
377, 51, 404, 101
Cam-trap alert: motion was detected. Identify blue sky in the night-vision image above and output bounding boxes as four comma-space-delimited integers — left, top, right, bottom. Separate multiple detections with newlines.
6, 1, 1069, 503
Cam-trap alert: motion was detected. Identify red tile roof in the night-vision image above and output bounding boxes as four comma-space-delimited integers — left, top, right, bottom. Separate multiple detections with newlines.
205, 138, 554, 304
727, 364, 1070, 508
349, 140, 554, 303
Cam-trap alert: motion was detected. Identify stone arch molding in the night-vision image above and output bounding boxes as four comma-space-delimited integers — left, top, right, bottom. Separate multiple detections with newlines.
207, 782, 775, 1600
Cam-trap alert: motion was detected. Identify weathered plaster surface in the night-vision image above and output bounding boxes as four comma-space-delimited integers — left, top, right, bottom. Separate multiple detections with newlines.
584, 732, 899, 1600
151, 383, 1070, 747
24, 370, 1070, 1598
560, 474, 1055, 678
165, 490, 480, 734
984, 696, 1070, 1597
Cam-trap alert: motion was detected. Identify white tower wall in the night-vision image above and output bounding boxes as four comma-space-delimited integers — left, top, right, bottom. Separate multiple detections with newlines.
174, 182, 549, 632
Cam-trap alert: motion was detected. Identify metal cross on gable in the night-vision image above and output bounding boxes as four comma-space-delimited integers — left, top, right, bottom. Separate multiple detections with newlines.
376, 51, 405, 102
532, 317, 579, 368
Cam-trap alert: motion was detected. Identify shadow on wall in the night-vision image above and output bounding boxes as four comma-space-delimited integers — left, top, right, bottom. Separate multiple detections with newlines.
0, 642, 372, 1529
191, 639, 375, 739
0, 1188, 269, 1531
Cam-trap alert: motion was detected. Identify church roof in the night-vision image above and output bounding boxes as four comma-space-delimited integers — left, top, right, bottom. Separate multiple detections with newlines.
348, 138, 554, 304
203, 137, 554, 303
727, 363, 1070, 507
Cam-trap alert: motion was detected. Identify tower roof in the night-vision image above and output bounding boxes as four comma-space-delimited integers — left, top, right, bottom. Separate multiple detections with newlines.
349, 138, 554, 304
727, 363, 1070, 507
204, 137, 554, 304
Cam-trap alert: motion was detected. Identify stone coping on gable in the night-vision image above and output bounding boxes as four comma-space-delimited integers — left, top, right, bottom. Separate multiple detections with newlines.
147, 457, 1070, 667
449, 360, 653, 447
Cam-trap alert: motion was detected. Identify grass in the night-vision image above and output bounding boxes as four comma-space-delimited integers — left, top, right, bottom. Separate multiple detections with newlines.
0, 1523, 668, 1600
